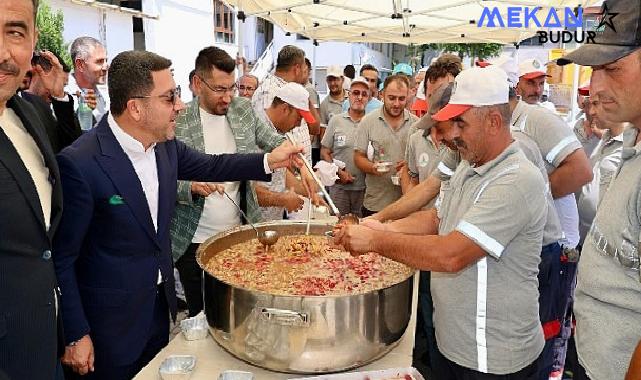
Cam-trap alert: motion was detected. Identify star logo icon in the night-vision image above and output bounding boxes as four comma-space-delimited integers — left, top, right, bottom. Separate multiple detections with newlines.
596, 1, 619, 33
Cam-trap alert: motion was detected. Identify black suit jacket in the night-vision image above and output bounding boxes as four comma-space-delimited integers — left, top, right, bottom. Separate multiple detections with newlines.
0, 96, 63, 379
20, 91, 82, 154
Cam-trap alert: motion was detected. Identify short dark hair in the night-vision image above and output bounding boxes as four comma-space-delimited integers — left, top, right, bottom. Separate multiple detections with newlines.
426, 54, 463, 83
305, 58, 312, 70
343, 64, 355, 79
195, 46, 235, 77
108, 50, 172, 116
188, 69, 196, 83
276, 45, 305, 71
360, 64, 378, 75
383, 74, 410, 90
271, 96, 287, 108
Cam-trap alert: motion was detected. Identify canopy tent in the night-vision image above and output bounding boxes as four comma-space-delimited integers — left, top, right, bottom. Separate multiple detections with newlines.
225, 0, 599, 45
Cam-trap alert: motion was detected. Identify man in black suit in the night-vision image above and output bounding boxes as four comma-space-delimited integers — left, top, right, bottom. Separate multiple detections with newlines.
20, 50, 82, 153
0, 0, 65, 378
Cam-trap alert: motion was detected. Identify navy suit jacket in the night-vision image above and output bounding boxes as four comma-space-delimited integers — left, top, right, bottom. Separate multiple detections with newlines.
53, 116, 270, 365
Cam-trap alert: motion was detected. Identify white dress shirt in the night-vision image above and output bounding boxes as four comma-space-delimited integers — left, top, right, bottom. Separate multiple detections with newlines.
108, 114, 162, 283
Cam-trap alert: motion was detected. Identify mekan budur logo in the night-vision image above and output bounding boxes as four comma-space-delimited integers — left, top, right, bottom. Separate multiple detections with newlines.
477, 2, 618, 44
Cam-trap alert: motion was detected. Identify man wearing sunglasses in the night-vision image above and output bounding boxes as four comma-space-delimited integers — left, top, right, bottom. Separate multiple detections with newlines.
320, 76, 370, 216
169, 46, 289, 318
341, 63, 383, 115
52, 50, 303, 380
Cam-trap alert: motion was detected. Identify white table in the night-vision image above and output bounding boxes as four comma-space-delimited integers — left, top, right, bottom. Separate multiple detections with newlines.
134, 275, 419, 380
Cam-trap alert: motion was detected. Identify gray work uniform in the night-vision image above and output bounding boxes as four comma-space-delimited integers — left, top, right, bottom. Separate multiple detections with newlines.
577, 128, 624, 244
574, 127, 641, 380
254, 111, 287, 221
511, 101, 583, 248
320, 95, 345, 126
321, 112, 366, 191
406, 128, 442, 182
354, 108, 418, 211
433, 142, 546, 374
321, 112, 366, 216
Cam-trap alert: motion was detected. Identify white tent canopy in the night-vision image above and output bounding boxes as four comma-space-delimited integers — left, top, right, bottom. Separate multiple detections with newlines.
226, 0, 598, 45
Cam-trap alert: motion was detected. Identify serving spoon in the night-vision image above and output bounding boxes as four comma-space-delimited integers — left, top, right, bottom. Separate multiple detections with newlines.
222, 191, 279, 250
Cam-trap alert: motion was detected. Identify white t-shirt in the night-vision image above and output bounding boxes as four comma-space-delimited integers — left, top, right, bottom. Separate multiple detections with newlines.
192, 109, 241, 243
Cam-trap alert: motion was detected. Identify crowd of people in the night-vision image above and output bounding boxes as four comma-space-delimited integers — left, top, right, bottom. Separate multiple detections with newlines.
1, 0, 641, 379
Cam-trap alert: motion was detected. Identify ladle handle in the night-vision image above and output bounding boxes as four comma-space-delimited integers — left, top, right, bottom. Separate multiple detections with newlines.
222, 190, 259, 235
285, 133, 341, 216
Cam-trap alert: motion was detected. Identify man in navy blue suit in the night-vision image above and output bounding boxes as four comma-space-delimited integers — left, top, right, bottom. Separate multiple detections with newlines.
53, 50, 303, 379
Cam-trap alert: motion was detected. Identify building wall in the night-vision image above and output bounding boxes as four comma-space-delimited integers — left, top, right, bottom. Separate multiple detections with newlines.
142, 0, 218, 102
49, 0, 134, 63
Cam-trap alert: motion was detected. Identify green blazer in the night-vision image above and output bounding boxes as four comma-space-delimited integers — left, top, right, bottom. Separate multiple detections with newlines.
170, 96, 284, 261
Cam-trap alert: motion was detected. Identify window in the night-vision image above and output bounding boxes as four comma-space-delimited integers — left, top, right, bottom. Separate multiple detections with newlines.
214, 0, 234, 44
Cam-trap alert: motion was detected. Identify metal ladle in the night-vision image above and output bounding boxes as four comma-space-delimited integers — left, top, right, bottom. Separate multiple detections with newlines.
222, 191, 279, 249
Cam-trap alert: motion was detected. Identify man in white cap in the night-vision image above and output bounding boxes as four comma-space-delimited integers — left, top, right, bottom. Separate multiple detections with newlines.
557, 0, 641, 377
319, 65, 346, 139
320, 76, 369, 216
336, 66, 547, 379
516, 58, 550, 105
254, 82, 318, 221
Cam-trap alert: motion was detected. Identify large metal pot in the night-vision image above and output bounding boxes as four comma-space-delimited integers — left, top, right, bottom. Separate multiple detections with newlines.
196, 221, 414, 374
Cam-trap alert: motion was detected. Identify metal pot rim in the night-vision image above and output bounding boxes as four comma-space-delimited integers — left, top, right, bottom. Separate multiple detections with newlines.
196, 220, 415, 299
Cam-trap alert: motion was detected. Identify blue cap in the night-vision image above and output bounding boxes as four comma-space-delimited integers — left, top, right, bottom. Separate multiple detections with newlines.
392, 63, 413, 76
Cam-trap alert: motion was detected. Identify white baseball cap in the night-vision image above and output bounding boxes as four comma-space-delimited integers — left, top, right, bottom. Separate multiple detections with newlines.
478, 56, 519, 88
433, 66, 509, 122
274, 82, 316, 124
518, 58, 550, 80
350, 76, 369, 88
326, 65, 343, 79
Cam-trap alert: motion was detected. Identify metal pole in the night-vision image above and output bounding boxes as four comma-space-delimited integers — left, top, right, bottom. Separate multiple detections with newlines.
312, 41, 317, 87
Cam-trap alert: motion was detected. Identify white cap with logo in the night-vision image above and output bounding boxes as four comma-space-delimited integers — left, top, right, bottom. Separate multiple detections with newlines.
350, 76, 369, 88
518, 58, 551, 80
274, 82, 316, 124
326, 65, 343, 78
432, 66, 509, 121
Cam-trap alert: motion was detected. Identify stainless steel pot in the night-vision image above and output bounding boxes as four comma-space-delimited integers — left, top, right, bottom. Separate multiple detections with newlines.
196, 221, 414, 374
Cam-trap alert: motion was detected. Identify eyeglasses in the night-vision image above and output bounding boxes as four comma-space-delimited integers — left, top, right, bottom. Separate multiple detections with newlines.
350, 90, 369, 98
131, 87, 181, 105
198, 75, 237, 95
238, 84, 256, 92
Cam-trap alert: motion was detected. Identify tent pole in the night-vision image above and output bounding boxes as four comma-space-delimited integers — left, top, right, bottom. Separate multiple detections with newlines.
312, 41, 317, 87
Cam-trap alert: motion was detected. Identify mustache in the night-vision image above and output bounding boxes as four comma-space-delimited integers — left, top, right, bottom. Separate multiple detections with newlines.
0, 61, 20, 76
453, 138, 466, 149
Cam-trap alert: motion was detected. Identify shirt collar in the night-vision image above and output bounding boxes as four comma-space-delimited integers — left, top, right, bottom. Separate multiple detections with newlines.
108, 113, 155, 154
510, 101, 527, 126
470, 141, 520, 176
621, 127, 641, 160
377, 107, 411, 124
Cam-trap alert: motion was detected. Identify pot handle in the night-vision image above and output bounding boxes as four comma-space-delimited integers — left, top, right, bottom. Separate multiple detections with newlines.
259, 308, 310, 327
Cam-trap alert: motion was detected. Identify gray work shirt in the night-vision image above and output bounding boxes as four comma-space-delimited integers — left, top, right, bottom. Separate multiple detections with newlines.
574, 127, 641, 380
577, 128, 624, 244
321, 112, 365, 191
433, 142, 546, 374
406, 128, 443, 183
354, 108, 418, 211
436, 133, 562, 246
511, 101, 582, 248
320, 95, 345, 126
